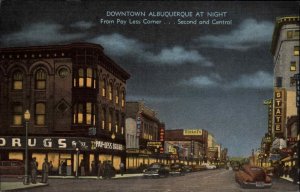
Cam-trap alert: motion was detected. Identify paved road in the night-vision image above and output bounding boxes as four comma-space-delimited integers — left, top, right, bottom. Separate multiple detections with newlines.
25, 169, 298, 192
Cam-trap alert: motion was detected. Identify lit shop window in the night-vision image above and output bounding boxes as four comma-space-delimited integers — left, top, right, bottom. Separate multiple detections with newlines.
78, 68, 84, 87
287, 30, 293, 39
12, 103, 23, 125
35, 103, 46, 125
294, 46, 299, 56
101, 108, 106, 129
12, 71, 23, 90
290, 61, 296, 71
108, 83, 113, 101
35, 69, 46, 90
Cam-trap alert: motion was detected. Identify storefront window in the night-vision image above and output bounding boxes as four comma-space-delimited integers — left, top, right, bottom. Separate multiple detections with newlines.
48, 153, 60, 171
32, 153, 46, 170
9, 152, 23, 160
113, 156, 121, 170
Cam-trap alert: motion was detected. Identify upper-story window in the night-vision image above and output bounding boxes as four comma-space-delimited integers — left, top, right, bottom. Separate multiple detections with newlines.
35, 103, 46, 125
108, 83, 113, 101
35, 69, 46, 90
290, 61, 296, 71
101, 108, 106, 129
101, 79, 106, 97
86, 68, 92, 88
276, 77, 282, 87
86, 102, 96, 125
121, 90, 125, 108
115, 111, 119, 133
12, 71, 23, 90
294, 46, 299, 56
108, 111, 112, 131
12, 103, 23, 125
287, 30, 293, 39
115, 87, 119, 105
78, 68, 84, 87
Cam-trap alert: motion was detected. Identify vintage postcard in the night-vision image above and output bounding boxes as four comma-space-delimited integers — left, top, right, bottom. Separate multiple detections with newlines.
0, 1, 299, 191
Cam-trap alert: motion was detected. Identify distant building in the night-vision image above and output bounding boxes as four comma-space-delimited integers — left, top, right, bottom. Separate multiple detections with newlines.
0, 43, 130, 175
270, 16, 299, 167
125, 101, 166, 169
164, 129, 208, 164
207, 133, 219, 164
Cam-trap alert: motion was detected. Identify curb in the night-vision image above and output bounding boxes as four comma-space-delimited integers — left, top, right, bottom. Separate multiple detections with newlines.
0, 183, 49, 192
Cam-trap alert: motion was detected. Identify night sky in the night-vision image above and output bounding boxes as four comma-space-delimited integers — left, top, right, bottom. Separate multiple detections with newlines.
1, 1, 299, 157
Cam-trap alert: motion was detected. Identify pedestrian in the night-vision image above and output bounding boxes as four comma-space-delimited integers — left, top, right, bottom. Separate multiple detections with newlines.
49, 161, 53, 175
97, 161, 104, 179
30, 157, 38, 184
284, 165, 289, 177
91, 160, 96, 176
62, 160, 67, 176
41, 158, 49, 183
119, 162, 124, 176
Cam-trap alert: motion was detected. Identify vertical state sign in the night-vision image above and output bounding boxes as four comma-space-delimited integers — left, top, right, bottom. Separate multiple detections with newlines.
273, 88, 286, 136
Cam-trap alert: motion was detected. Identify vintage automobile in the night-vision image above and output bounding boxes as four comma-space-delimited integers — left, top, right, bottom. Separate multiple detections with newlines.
0, 160, 25, 176
102, 160, 116, 179
169, 163, 186, 176
235, 164, 272, 188
143, 163, 169, 178
202, 163, 217, 170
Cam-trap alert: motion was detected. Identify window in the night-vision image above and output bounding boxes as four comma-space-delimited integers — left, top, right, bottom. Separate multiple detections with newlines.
12, 103, 22, 125
290, 61, 296, 71
294, 46, 299, 56
287, 30, 293, 39
276, 77, 282, 87
121, 91, 125, 108
108, 111, 112, 131
101, 79, 106, 97
35, 69, 46, 90
294, 30, 299, 38
86, 102, 92, 124
86, 68, 92, 88
35, 103, 46, 125
12, 71, 23, 90
115, 88, 119, 105
78, 104, 83, 124
115, 112, 119, 133
290, 77, 296, 87
78, 68, 84, 87
108, 83, 113, 101
101, 108, 106, 129
93, 70, 97, 89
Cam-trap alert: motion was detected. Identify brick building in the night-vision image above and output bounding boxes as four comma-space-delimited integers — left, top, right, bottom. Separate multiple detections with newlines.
0, 43, 130, 175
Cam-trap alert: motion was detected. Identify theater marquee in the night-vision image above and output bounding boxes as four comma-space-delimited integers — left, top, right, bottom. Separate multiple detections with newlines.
183, 129, 202, 136
273, 88, 286, 137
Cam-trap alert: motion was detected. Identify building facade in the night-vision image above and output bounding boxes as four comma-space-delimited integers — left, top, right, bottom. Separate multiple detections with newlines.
125, 101, 166, 169
270, 16, 299, 167
164, 129, 208, 165
0, 43, 130, 175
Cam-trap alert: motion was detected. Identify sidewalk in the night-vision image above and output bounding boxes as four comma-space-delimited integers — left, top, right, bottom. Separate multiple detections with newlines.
0, 173, 143, 191
280, 175, 299, 184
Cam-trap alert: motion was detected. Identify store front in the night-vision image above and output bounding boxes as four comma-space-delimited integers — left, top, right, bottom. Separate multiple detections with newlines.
0, 136, 125, 176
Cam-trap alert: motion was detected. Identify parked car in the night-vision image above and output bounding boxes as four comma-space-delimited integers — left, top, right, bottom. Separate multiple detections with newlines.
0, 160, 24, 176
169, 163, 186, 176
182, 165, 193, 173
202, 163, 216, 170
143, 163, 169, 178
235, 164, 272, 188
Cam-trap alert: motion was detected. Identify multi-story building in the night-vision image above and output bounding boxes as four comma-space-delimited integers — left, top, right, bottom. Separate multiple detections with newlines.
270, 16, 299, 166
164, 129, 208, 164
0, 43, 130, 175
125, 101, 166, 169
207, 133, 219, 164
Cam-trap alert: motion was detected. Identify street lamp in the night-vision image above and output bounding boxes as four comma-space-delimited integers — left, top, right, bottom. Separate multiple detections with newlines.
23, 110, 30, 185
111, 132, 115, 140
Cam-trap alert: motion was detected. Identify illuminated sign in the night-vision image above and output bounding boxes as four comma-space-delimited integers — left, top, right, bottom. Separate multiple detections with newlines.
208, 147, 218, 152
147, 141, 163, 148
0, 136, 124, 151
274, 89, 286, 136
183, 129, 202, 136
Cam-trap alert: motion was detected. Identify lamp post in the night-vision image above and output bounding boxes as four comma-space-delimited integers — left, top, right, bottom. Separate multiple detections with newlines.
23, 110, 30, 185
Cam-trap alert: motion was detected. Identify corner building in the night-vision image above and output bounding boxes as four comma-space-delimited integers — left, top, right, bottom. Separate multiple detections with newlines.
0, 43, 130, 175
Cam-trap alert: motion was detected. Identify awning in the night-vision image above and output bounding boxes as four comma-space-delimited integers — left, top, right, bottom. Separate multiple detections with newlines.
281, 156, 292, 162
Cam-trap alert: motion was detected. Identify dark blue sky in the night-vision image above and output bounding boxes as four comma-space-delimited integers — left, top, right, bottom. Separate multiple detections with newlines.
0, 0, 299, 157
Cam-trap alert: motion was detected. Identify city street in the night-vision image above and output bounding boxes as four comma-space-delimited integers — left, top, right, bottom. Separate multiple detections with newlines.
22, 169, 298, 192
